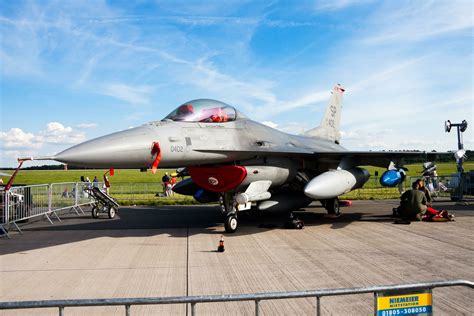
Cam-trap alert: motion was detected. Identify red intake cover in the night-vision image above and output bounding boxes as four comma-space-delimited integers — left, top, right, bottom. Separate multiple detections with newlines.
189, 166, 247, 193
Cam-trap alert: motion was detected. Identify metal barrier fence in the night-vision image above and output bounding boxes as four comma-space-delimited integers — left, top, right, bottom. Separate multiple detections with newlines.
2, 175, 471, 237
341, 177, 403, 200
0, 180, 190, 237
108, 182, 202, 206
0, 280, 472, 315
343, 174, 474, 201
109, 179, 423, 203
111, 175, 474, 203
5, 184, 50, 224
0, 182, 98, 238
407, 174, 473, 201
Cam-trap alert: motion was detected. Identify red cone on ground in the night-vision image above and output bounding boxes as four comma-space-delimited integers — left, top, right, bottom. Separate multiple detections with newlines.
217, 235, 225, 252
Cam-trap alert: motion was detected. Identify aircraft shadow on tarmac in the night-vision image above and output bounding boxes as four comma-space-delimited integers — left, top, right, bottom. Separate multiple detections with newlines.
21, 205, 384, 232
0, 204, 403, 255
14, 206, 393, 234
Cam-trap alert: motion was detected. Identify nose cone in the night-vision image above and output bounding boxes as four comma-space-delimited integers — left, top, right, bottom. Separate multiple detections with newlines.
54, 126, 156, 168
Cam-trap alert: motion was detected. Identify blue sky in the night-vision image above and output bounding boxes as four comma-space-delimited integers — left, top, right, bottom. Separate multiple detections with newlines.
0, 0, 473, 167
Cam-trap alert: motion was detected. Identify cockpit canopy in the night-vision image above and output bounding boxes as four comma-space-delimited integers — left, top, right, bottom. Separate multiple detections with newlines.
163, 99, 237, 123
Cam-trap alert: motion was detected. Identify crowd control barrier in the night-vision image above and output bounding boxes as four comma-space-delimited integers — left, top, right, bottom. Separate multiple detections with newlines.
0, 280, 472, 315
409, 174, 474, 201
2, 175, 471, 238
0, 182, 98, 238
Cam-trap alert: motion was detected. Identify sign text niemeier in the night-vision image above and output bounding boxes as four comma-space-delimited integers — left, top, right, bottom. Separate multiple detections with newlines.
376, 290, 432, 316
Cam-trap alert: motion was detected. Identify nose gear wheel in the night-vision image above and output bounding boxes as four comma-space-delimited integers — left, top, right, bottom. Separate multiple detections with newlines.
220, 193, 239, 233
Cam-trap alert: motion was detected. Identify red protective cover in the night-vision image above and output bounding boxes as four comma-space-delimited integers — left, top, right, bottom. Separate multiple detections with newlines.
189, 166, 247, 193
339, 200, 353, 207
151, 142, 161, 174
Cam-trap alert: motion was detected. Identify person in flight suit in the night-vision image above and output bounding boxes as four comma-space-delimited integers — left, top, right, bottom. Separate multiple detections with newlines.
399, 181, 427, 220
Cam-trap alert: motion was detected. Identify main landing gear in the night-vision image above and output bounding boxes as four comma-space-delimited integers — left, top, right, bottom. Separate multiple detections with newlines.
218, 191, 314, 233
220, 193, 238, 233
321, 197, 341, 216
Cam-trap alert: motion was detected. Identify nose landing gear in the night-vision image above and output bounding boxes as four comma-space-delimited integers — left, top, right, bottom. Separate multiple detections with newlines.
224, 215, 238, 233
220, 193, 239, 233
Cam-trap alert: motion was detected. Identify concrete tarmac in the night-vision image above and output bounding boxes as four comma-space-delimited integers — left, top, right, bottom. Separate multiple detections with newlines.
0, 199, 473, 315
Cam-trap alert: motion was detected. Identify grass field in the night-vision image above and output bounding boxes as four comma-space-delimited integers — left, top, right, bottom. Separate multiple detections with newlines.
2, 162, 471, 185
1, 162, 470, 204
0, 169, 172, 185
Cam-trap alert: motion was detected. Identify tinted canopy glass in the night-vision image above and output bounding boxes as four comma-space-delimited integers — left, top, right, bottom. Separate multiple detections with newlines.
164, 99, 237, 123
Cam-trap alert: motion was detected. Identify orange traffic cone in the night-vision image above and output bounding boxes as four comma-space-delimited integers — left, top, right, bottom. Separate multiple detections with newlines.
217, 235, 225, 252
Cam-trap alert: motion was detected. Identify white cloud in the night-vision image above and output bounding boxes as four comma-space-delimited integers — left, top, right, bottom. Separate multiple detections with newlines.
159, 16, 258, 27
46, 122, 72, 133
261, 121, 278, 129
260, 121, 310, 135
39, 122, 86, 144
76, 123, 98, 129
278, 122, 310, 135
100, 83, 154, 105
275, 90, 329, 115
0, 0, 471, 167
348, 56, 427, 94
364, 1, 474, 43
0, 128, 42, 149
315, 0, 373, 11
0, 16, 45, 78
3, 150, 22, 159
0, 122, 86, 151
249, 88, 330, 121
190, 59, 278, 106
75, 55, 100, 86
2, 149, 41, 163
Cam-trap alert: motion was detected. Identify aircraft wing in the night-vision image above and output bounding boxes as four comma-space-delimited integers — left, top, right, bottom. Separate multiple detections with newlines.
309, 151, 439, 168
193, 148, 440, 168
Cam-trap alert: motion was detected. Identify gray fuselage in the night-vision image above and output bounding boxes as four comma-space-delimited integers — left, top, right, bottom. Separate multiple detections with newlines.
54, 118, 346, 171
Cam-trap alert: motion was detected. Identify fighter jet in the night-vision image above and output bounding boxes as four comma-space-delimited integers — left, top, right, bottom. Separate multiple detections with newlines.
26, 84, 437, 232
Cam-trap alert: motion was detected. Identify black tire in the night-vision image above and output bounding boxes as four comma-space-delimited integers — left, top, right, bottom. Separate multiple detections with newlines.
108, 207, 116, 219
324, 198, 340, 215
224, 215, 238, 233
91, 206, 99, 218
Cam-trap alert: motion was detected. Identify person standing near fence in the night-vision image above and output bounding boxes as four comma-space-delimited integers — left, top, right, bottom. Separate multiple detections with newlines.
83, 177, 91, 197
170, 175, 177, 186
103, 176, 111, 195
165, 182, 173, 197
169, 175, 177, 196
93, 176, 99, 189
162, 172, 170, 194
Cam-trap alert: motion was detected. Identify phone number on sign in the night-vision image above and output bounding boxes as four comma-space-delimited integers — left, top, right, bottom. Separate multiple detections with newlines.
380, 307, 429, 315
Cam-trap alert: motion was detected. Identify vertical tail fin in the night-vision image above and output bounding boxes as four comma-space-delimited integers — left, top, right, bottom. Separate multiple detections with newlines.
304, 84, 345, 144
